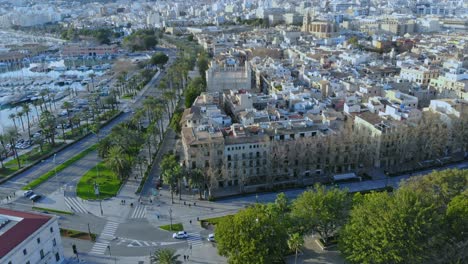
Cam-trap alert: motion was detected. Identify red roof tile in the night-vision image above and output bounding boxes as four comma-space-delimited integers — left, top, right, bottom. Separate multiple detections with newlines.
0, 208, 52, 259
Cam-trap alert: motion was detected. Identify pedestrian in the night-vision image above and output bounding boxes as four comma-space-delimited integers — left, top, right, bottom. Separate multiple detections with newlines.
157, 215, 159, 219
184, 255, 186, 261
150, 199, 152, 203
189, 220, 192, 224
184, 201, 186, 205
189, 204, 191, 208
187, 255, 189, 261
194, 202, 196, 206
197, 217, 199, 221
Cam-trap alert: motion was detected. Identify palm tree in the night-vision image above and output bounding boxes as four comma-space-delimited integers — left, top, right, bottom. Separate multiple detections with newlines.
189, 168, 205, 200
150, 249, 181, 264
8, 113, 18, 132
105, 145, 131, 181
32, 99, 41, 121
22, 104, 32, 139
39, 89, 49, 112
62, 101, 73, 129
16, 110, 25, 132
287, 233, 304, 264
39, 110, 57, 146
5, 127, 20, 168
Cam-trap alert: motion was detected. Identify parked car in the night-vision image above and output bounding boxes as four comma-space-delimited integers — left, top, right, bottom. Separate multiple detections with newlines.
23, 190, 34, 197
29, 194, 42, 202
172, 231, 188, 239
207, 233, 215, 242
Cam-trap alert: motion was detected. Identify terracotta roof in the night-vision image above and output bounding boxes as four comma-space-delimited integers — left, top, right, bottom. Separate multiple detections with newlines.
0, 208, 52, 259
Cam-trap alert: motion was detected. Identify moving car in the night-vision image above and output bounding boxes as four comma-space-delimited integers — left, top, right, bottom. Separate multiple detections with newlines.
29, 194, 42, 202
23, 190, 34, 197
172, 231, 188, 239
207, 233, 215, 242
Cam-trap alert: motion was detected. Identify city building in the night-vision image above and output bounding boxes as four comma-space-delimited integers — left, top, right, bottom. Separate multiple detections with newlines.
0, 208, 64, 264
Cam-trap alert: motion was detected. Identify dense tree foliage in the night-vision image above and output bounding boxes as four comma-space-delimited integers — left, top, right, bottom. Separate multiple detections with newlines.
292, 185, 350, 244
214, 169, 467, 264
339, 169, 468, 264
184, 77, 205, 108
151, 52, 169, 68
123, 29, 159, 51
216, 203, 289, 264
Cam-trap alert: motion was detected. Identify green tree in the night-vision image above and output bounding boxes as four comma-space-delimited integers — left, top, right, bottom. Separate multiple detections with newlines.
5, 127, 21, 168
151, 52, 169, 68
150, 248, 181, 264
143, 35, 158, 49
188, 168, 204, 200
340, 189, 444, 264
184, 77, 205, 108
22, 104, 32, 139
39, 110, 57, 146
105, 145, 131, 181
446, 190, 468, 241
291, 184, 349, 244
8, 113, 18, 132
287, 233, 304, 264
216, 204, 288, 264
161, 154, 181, 204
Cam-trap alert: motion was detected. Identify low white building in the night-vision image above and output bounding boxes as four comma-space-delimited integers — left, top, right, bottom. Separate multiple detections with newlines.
0, 208, 64, 264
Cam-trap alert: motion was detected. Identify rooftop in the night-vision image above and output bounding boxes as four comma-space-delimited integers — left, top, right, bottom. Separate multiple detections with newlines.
0, 208, 52, 259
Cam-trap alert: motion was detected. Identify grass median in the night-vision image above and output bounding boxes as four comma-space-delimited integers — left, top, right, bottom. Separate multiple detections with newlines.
159, 223, 184, 232
76, 161, 122, 200
32, 206, 74, 215
22, 144, 97, 190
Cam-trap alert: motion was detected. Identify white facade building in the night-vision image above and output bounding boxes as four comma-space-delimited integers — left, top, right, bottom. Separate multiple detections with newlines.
0, 208, 65, 264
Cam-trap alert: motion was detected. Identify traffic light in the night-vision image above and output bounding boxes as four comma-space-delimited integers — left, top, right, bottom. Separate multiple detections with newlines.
72, 244, 77, 255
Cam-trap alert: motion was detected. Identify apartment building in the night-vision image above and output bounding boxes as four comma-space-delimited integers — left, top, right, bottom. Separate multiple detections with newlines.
61, 44, 118, 57
0, 208, 65, 264
399, 65, 440, 87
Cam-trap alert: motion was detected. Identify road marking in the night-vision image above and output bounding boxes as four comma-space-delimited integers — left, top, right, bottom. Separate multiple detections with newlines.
187, 232, 204, 247
101, 221, 119, 239
116, 237, 183, 248
64, 196, 87, 214
130, 205, 146, 219
89, 242, 108, 255
89, 221, 120, 255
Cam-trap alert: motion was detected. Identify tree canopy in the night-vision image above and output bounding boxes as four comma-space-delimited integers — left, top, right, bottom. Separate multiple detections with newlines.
339, 169, 468, 264
216, 203, 288, 264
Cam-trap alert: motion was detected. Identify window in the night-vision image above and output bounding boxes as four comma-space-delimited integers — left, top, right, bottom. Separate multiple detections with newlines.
55, 253, 60, 262
40, 249, 45, 259
37, 237, 41, 244
23, 249, 27, 255
53, 238, 57, 247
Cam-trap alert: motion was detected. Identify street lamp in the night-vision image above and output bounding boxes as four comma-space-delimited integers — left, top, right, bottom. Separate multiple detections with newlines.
53, 154, 58, 179
91, 130, 103, 216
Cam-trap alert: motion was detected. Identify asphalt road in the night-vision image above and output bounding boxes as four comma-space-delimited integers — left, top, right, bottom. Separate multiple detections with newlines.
0, 48, 177, 199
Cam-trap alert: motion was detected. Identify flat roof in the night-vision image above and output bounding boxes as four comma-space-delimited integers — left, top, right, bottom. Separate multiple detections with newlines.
0, 208, 52, 259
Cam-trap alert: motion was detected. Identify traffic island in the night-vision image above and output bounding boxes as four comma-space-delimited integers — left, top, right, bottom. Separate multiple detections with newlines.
159, 223, 184, 232
76, 162, 122, 200
60, 228, 97, 242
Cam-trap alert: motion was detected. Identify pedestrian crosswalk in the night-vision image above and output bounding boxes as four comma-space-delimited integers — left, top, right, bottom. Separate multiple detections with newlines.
89, 242, 108, 255
89, 221, 120, 255
130, 205, 146, 219
64, 196, 87, 214
187, 232, 204, 247
101, 221, 119, 240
